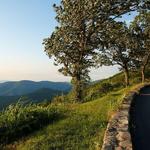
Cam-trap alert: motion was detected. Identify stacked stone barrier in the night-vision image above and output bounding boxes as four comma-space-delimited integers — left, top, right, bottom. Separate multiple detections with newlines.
101, 84, 149, 150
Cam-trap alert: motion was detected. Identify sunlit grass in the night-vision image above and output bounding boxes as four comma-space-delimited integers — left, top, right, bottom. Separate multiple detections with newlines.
2, 71, 148, 150
14, 88, 131, 150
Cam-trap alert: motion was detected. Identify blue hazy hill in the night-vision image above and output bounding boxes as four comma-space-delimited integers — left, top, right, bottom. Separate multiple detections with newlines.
0, 80, 71, 96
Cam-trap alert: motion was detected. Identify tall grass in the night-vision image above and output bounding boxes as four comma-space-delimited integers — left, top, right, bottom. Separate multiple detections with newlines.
2, 71, 150, 149
0, 102, 67, 148
13, 88, 130, 150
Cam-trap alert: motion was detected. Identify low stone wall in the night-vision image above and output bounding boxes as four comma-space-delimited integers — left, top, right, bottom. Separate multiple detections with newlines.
101, 84, 147, 150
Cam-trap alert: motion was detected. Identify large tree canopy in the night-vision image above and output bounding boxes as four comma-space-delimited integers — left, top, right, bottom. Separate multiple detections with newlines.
130, 11, 150, 82
43, 0, 146, 102
98, 21, 137, 87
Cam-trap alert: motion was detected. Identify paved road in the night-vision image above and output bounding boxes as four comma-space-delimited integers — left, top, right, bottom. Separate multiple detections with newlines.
130, 86, 150, 150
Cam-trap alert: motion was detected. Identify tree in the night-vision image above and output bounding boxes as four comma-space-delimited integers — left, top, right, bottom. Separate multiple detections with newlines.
43, 1, 97, 102
130, 12, 150, 83
43, 0, 145, 102
98, 22, 134, 87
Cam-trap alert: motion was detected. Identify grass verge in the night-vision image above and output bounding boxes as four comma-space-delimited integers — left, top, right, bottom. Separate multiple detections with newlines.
9, 87, 133, 150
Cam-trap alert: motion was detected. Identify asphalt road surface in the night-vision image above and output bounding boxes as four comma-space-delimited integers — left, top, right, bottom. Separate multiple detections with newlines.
130, 86, 150, 150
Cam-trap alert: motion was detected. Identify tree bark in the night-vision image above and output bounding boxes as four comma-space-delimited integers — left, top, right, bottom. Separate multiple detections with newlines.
72, 75, 82, 102
124, 67, 129, 87
141, 66, 145, 83
141, 54, 150, 83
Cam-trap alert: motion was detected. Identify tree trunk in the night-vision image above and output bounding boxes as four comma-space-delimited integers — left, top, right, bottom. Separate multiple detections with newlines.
141, 54, 150, 83
72, 75, 82, 102
124, 67, 129, 87
141, 66, 145, 83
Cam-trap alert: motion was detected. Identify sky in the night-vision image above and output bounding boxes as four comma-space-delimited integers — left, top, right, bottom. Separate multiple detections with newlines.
0, 0, 137, 82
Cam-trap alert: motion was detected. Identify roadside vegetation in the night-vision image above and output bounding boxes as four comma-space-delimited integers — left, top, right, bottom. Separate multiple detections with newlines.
0, 102, 68, 149
2, 70, 150, 150
0, 0, 149, 149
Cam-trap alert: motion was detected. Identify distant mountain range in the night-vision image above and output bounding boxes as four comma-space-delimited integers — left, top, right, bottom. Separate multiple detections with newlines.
0, 80, 8, 83
0, 80, 71, 96
0, 80, 71, 110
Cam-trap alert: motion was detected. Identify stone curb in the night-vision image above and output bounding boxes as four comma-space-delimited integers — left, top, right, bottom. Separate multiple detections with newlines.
101, 84, 148, 150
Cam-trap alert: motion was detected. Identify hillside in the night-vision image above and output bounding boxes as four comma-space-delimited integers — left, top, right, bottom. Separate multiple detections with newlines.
0, 80, 71, 96
0, 88, 65, 110
25, 88, 65, 102
1, 71, 149, 150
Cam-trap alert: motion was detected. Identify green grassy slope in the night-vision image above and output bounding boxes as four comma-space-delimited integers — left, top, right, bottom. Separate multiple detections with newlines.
2, 71, 150, 150
11, 91, 121, 150
13, 88, 133, 150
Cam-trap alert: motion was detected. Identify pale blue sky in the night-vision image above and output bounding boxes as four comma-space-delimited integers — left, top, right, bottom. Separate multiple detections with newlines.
0, 1, 137, 81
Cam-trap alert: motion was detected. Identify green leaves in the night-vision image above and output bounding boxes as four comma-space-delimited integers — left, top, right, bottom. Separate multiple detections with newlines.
130, 12, 150, 67
129, 12, 150, 82
0, 102, 65, 145
43, 0, 147, 101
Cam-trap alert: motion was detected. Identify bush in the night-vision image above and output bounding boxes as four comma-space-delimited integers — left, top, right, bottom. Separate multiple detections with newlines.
0, 102, 66, 146
84, 82, 114, 102
99, 82, 113, 93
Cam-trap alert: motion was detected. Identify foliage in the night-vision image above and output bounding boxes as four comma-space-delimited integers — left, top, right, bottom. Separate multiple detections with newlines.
0, 88, 67, 111
43, 0, 143, 102
13, 89, 128, 150
84, 81, 114, 102
0, 102, 67, 147
0, 1, 149, 149
83, 70, 150, 102
52, 69, 150, 104
99, 21, 136, 87
130, 11, 150, 82
3, 69, 150, 149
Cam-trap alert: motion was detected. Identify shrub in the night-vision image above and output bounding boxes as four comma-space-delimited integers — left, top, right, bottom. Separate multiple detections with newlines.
99, 82, 113, 94
0, 102, 66, 146
84, 82, 114, 102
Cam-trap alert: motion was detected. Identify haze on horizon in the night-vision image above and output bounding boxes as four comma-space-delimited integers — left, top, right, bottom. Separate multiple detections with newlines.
0, 0, 136, 82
